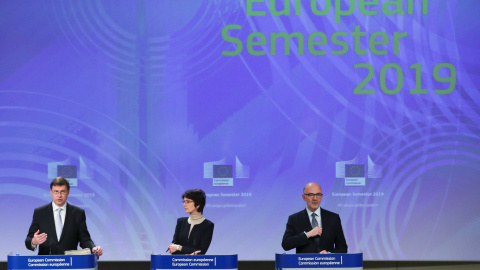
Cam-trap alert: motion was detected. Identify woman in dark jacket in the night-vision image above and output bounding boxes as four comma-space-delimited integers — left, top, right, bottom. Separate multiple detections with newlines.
167, 189, 214, 255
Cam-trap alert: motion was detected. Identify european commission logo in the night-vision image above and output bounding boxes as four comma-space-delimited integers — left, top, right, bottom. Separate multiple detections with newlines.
335, 155, 382, 186
204, 156, 249, 187
213, 165, 233, 186
47, 157, 91, 187
345, 164, 365, 186
48, 164, 78, 187
58, 165, 78, 186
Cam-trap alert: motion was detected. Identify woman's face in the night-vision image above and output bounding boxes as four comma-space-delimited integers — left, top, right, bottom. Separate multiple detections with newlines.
183, 197, 200, 214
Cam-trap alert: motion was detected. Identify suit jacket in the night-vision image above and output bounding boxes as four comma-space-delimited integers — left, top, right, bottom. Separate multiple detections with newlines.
25, 203, 95, 255
171, 217, 214, 255
282, 208, 347, 253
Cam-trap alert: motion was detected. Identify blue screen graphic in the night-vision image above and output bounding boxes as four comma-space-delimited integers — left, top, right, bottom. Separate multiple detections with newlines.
1, 0, 479, 261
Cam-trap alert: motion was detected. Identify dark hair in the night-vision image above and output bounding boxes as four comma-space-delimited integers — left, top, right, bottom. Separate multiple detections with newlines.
50, 176, 70, 190
182, 189, 206, 213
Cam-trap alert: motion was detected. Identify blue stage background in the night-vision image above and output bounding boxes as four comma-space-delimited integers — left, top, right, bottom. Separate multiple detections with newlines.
0, 0, 479, 261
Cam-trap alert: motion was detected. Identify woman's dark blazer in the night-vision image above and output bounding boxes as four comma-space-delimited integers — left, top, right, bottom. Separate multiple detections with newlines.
171, 217, 214, 255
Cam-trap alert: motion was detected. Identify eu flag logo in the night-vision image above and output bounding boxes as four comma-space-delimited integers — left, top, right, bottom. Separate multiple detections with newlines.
213, 165, 233, 178
344, 164, 365, 186
57, 165, 77, 178
345, 164, 365, 177
57, 165, 78, 187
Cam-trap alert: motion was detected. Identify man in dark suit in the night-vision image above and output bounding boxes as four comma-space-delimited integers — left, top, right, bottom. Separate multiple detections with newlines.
25, 177, 103, 256
282, 182, 347, 254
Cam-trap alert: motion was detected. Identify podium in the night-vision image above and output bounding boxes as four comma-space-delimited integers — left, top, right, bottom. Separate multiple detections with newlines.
151, 254, 237, 270
7, 254, 98, 270
276, 253, 363, 269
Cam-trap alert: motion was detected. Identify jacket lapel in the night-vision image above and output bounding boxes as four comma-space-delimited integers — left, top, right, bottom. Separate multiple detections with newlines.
45, 203, 59, 244
302, 209, 313, 231
59, 203, 71, 242
320, 208, 327, 230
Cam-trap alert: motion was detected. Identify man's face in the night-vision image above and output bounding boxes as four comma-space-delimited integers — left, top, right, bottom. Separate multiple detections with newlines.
51, 185, 69, 207
302, 183, 323, 212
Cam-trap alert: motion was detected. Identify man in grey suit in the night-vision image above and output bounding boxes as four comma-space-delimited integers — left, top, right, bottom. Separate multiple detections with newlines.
282, 182, 348, 254
25, 177, 103, 256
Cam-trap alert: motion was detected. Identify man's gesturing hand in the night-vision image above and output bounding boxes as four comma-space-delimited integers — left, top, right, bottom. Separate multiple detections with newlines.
306, 227, 322, 238
32, 229, 47, 245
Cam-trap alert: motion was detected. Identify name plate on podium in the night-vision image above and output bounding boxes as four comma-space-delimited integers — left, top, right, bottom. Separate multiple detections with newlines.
151, 254, 237, 270
7, 254, 98, 270
276, 253, 363, 270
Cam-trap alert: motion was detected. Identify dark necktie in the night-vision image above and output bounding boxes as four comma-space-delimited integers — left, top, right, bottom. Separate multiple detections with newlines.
311, 212, 320, 248
311, 212, 319, 228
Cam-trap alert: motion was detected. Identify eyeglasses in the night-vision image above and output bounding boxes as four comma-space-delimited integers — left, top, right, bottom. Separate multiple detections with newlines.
182, 199, 194, 204
52, 190, 68, 195
304, 193, 323, 198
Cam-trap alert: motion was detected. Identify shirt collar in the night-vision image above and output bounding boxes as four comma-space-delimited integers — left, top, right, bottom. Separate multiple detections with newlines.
306, 207, 321, 217
52, 201, 67, 211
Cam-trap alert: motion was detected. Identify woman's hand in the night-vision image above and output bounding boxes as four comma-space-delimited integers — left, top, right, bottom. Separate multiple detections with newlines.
167, 244, 182, 254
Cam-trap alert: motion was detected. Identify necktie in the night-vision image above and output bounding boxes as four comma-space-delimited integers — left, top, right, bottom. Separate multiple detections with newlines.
55, 208, 63, 241
311, 212, 319, 228
311, 212, 320, 248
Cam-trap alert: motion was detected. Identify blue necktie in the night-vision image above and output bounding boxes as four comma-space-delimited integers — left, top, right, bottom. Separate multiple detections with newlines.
55, 208, 63, 241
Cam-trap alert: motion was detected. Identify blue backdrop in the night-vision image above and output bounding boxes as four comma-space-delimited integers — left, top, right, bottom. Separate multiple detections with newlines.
0, 0, 479, 261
